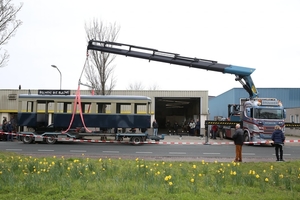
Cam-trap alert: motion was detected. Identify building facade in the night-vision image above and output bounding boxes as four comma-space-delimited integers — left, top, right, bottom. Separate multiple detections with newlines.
1, 88, 299, 135
0, 89, 208, 133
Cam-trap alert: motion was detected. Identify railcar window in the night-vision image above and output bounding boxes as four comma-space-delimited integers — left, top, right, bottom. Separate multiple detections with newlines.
26, 101, 34, 112
57, 102, 63, 113
116, 103, 131, 114
80, 102, 92, 113
97, 103, 111, 114
36, 101, 54, 127
63, 102, 72, 113
135, 104, 147, 114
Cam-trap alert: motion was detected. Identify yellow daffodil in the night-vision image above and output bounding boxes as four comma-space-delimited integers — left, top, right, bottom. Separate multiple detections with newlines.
279, 174, 284, 178
265, 178, 269, 182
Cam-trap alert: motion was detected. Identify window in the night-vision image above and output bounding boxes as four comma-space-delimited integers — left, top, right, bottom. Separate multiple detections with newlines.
254, 108, 283, 119
290, 115, 294, 123
295, 115, 299, 123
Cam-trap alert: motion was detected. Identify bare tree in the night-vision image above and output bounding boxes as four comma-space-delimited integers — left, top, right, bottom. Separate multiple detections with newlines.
127, 81, 145, 90
148, 83, 160, 90
84, 19, 120, 95
127, 82, 160, 90
0, 0, 23, 68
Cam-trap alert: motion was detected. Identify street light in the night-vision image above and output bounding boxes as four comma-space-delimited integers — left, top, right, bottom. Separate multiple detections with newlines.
51, 65, 62, 90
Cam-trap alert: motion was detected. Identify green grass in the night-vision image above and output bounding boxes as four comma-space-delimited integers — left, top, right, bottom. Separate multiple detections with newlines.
0, 152, 300, 200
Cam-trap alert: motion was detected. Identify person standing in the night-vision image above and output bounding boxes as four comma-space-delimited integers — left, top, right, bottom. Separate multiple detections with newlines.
195, 119, 200, 136
189, 119, 195, 136
165, 120, 171, 134
2, 117, 7, 132
152, 119, 158, 136
173, 121, 179, 135
271, 125, 285, 161
232, 124, 244, 162
211, 124, 218, 139
6, 121, 13, 141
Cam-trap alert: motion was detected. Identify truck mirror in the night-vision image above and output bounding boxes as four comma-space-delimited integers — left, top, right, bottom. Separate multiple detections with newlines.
283, 109, 286, 119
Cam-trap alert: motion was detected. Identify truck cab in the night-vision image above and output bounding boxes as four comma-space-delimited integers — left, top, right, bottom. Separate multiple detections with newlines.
243, 98, 286, 142
224, 98, 286, 144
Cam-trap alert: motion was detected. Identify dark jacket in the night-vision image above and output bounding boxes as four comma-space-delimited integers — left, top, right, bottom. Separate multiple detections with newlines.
2, 122, 7, 132
232, 128, 244, 145
271, 129, 285, 144
152, 121, 158, 128
6, 122, 13, 133
195, 121, 200, 130
173, 122, 179, 130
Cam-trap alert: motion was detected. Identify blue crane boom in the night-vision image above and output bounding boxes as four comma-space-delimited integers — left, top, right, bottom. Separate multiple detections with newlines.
87, 40, 258, 98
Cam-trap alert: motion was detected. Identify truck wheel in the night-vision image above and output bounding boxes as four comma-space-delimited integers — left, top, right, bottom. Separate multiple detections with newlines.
23, 135, 33, 144
131, 137, 142, 145
244, 134, 252, 146
45, 135, 57, 144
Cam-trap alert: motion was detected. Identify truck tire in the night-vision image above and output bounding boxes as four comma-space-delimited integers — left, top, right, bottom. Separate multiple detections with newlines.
131, 136, 142, 145
23, 135, 33, 144
45, 135, 57, 144
244, 134, 252, 146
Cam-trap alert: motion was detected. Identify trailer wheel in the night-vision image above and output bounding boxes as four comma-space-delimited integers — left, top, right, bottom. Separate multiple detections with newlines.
45, 135, 57, 144
131, 136, 142, 145
100, 136, 107, 141
23, 135, 33, 144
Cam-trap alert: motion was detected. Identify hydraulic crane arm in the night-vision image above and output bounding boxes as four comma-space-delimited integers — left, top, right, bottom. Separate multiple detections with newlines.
87, 40, 258, 98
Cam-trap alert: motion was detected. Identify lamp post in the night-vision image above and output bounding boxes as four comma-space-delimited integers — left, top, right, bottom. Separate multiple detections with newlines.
51, 65, 62, 89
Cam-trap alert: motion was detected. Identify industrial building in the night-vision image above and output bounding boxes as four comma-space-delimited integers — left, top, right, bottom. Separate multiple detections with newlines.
0, 88, 299, 134
0, 89, 208, 133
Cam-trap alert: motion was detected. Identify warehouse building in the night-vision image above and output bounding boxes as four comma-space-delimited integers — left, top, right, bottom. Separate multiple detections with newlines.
0, 89, 208, 134
1, 88, 299, 135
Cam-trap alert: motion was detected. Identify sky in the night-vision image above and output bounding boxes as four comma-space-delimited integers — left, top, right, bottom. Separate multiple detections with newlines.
1, 0, 300, 96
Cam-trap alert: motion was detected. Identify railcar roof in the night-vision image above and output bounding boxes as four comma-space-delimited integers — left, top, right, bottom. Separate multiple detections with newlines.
18, 94, 152, 101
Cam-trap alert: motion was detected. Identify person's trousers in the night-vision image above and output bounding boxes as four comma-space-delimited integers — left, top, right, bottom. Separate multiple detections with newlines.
235, 145, 242, 161
274, 144, 283, 160
7, 132, 13, 141
153, 128, 158, 136
211, 131, 217, 139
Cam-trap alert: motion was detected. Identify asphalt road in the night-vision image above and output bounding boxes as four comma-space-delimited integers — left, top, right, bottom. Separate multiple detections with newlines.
1, 140, 300, 162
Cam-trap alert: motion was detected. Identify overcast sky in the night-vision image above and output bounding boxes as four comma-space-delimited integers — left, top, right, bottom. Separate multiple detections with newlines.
1, 0, 300, 96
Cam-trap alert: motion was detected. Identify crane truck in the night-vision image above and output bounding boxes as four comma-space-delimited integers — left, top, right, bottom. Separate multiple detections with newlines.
87, 40, 289, 144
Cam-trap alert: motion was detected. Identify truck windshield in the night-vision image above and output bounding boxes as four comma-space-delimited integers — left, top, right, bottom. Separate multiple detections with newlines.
254, 108, 283, 119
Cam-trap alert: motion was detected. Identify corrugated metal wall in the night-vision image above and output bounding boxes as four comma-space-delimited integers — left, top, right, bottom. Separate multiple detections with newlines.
0, 89, 20, 112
